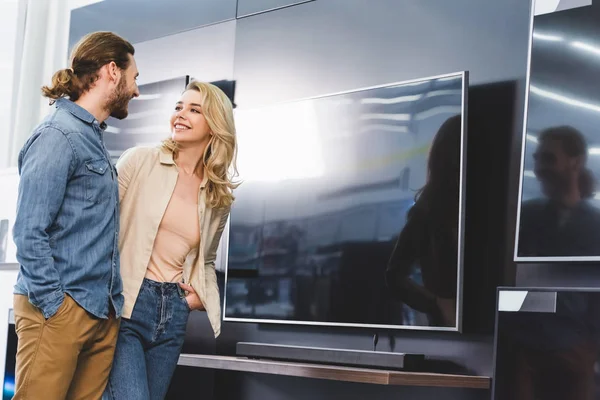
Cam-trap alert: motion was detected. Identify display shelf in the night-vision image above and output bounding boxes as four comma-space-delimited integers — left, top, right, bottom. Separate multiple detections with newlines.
177, 354, 490, 389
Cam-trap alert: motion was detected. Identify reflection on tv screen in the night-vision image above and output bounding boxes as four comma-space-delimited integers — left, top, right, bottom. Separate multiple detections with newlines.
225, 72, 467, 330
517, 3, 600, 260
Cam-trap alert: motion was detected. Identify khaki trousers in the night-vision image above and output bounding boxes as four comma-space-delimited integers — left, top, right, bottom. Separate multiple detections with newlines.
13, 294, 119, 400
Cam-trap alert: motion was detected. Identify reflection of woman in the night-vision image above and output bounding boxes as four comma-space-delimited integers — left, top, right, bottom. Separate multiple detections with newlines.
385, 115, 461, 327
103, 81, 238, 399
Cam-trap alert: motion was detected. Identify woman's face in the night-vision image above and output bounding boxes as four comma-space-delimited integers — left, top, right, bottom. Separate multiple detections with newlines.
170, 89, 211, 146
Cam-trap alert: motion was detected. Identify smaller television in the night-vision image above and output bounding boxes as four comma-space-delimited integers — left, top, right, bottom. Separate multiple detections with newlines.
2, 310, 15, 400
515, 3, 600, 261
492, 287, 600, 400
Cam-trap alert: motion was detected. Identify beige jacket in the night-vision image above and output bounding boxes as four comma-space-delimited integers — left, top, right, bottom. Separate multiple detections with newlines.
116, 145, 229, 337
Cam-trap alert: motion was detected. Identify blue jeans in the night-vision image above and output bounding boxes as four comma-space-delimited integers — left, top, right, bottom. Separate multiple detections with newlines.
103, 278, 190, 400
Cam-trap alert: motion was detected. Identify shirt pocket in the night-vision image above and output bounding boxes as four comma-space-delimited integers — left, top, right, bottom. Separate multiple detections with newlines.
84, 159, 111, 203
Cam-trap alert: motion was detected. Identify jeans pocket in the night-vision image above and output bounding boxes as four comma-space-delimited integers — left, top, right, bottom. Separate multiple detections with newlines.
182, 296, 191, 311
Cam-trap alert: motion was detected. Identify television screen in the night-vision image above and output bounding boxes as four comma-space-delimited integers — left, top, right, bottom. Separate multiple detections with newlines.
103, 76, 190, 163
2, 312, 15, 400
515, 3, 600, 261
224, 72, 468, 331
492, 287, 600, 400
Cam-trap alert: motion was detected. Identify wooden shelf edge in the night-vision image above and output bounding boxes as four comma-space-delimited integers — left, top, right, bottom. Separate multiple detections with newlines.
178, 354, 490, 390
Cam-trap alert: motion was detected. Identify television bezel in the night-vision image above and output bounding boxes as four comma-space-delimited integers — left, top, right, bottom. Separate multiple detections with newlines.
222, 70, 469, 332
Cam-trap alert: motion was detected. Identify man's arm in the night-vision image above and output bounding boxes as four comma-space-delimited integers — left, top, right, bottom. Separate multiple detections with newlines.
13, 126, 76, 319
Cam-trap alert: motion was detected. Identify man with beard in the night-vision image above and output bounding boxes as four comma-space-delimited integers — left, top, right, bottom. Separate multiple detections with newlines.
518, 125, 600, 257
11, 31, 139, 399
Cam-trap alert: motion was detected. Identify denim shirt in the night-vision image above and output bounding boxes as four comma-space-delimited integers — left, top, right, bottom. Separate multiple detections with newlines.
13, 98, 123, 319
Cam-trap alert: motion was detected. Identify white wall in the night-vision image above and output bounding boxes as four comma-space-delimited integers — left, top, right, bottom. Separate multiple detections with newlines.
0, 0, 25, 169
9, 0, 73, 167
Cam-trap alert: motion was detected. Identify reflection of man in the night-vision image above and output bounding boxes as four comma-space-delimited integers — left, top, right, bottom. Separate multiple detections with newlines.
518, 126, 600, 257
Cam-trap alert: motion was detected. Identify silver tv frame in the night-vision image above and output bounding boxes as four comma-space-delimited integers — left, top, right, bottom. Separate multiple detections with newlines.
222, 70, 469, 332
513, 0, 599, 262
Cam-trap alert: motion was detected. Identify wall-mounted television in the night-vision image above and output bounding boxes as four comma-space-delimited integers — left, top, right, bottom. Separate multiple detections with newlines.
515, 2, 600, 261
492, 287, 600, 400
224, 71, 468, 332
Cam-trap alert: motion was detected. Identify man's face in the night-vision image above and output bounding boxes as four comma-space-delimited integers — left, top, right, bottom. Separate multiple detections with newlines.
534, 138, 579, 198
107, 54, 139, 120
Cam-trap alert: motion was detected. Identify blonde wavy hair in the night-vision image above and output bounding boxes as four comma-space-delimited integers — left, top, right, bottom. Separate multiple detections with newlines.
162, 81, 239, 209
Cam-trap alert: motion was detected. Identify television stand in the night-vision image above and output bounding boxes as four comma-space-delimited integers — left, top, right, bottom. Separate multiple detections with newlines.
177, 353, 490, 389
236, 342, 425, 371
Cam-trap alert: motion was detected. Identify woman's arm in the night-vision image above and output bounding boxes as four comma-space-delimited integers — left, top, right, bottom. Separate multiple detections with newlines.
115, 147, 142, 203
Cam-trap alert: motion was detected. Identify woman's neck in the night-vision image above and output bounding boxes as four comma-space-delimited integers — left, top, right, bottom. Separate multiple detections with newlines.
175, 145, 205, 177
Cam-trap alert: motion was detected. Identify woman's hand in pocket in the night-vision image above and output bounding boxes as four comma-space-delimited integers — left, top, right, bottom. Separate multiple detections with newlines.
178, 283, 204, 311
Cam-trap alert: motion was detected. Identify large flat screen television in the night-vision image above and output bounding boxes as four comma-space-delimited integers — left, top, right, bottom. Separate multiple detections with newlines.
515, 2, 600, 261
224, 71, 468, 331
492, 287, 600, 400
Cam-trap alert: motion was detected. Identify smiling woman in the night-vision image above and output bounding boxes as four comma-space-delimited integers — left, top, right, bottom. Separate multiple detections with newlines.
103, 80, 238, 400
162, 80, 239, 209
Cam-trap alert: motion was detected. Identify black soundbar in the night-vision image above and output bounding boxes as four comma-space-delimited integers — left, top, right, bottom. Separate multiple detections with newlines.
236, 342, 425, 371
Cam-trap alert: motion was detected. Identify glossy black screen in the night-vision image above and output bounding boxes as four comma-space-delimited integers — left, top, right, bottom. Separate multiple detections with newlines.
516, 4, 600, 260
493, 288, 600, 400
224, 72, 467, 330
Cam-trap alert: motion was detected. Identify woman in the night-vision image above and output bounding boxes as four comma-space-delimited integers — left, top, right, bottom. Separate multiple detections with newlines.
103, 81, 238, 399
385, 115, 461, 327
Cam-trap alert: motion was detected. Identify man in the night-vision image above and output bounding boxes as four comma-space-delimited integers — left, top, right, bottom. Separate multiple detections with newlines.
518, 125, 600, 257
12, 31, 139, 399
